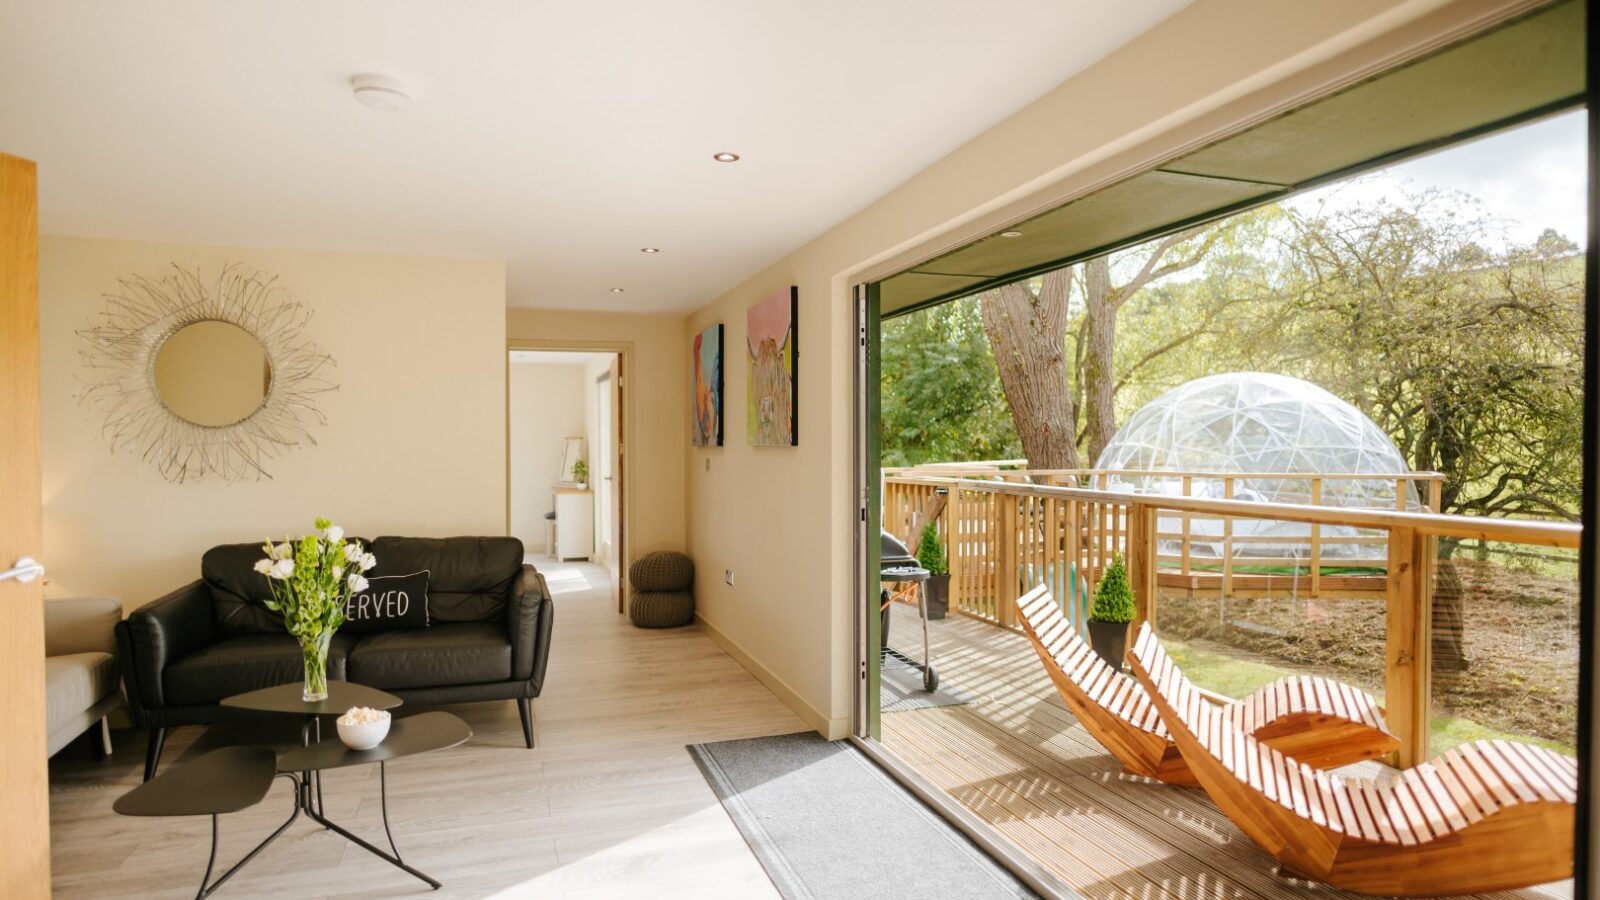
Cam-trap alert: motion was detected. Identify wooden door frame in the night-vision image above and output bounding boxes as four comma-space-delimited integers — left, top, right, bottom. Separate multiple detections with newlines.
505, 339, 631, 614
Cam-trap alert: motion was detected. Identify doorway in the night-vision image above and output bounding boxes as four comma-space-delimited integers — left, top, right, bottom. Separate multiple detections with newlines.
507, 349, 623, 610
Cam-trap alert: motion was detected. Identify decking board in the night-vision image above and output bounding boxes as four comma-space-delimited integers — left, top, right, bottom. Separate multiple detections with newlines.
880, 603, 1570, 900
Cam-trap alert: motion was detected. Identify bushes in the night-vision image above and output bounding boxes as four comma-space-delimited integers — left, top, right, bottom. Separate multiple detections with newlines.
1091, 554, 1135, 624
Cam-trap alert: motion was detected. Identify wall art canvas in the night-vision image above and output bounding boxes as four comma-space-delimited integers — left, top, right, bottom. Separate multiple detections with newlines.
746, 286, 797, 446
692, 323, 723, 447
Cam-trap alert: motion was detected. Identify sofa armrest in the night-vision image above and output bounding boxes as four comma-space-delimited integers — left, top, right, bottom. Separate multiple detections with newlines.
45, 597, 123, 657
117, 580, 213, 713
508, 564, 554, 688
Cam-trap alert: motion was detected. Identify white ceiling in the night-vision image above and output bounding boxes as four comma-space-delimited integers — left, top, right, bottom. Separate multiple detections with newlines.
0, 1, 1190, 313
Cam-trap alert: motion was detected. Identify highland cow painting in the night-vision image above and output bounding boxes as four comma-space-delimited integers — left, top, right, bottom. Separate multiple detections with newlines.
746, 287, 797, 446
692, 323, 723, 447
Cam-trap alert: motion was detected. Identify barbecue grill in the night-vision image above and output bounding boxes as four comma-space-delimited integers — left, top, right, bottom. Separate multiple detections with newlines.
880, 530, 938, 692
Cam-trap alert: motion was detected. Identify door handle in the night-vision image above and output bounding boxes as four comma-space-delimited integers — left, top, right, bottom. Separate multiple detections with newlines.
0, 557, 44, 584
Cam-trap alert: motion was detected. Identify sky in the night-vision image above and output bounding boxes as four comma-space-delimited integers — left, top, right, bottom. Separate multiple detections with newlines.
1286, 108, 1588, 249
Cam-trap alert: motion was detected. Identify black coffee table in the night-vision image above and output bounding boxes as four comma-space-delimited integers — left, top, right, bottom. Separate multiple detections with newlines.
115, 711, 472, 897
222, 681, 403, 816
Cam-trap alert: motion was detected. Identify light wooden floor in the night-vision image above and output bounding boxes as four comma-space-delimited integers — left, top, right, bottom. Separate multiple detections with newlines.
880, 603, 1574, 900
49, 557, 807, 899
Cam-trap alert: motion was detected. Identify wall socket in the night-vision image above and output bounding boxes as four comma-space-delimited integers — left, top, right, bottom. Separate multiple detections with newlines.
724, 569, 735, 586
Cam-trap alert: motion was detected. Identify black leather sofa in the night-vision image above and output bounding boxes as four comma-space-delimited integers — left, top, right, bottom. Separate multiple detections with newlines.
116, 535, 554, 780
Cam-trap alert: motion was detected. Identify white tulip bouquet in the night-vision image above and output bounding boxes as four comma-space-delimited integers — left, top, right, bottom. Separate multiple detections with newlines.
255, 518, 377, 701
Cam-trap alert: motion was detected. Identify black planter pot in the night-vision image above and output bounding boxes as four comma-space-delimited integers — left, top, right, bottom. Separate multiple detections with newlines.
1087, 619, 1130, 670
923, 575, 950, 619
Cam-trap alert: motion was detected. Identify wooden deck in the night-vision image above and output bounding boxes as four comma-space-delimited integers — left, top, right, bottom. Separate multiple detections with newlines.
879, 603, 1573, 900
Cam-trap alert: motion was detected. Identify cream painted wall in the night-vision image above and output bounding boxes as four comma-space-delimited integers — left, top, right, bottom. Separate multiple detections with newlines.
40, 236, 506, 606
505, 310, 686, 576
508, 361, 587, 551
681, 0, 1524, 738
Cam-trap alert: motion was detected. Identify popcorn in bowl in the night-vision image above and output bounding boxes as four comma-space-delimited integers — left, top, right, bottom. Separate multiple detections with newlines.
338, 706, 390, 726
336, 706, 391, 750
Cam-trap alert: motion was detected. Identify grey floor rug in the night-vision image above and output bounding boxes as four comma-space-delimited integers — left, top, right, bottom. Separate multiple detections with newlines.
688, 731, 1036, 900
881, 648, 974, 713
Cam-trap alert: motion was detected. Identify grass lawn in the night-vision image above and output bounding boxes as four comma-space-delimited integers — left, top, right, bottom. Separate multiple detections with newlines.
1163, 637, 1574, 758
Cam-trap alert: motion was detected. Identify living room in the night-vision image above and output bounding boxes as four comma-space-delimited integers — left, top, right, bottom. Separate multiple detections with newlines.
3, 2, 1595, 899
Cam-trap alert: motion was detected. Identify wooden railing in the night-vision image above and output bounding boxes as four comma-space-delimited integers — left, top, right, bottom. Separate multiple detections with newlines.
882, 473, 1580, 768
885, 465, 1446, 597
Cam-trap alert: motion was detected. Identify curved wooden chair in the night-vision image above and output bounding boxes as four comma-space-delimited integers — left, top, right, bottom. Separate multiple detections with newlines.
1128, 623, 1575, 896
1015, 585, 1398, 786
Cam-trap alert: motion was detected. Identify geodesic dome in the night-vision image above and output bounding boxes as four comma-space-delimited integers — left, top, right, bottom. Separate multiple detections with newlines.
1094, 372, 1421, 561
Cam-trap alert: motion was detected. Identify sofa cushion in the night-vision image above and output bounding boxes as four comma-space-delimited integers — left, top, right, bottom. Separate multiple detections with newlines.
204, 543, 284, 637
341, 570, 431, 633
348, 622, 512, 689
368, 537, 521, 623
164, 632, 357, 706
45, 651, 117, 734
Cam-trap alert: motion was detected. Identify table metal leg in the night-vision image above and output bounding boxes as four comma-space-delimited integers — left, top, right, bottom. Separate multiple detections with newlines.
312, 717, 325, 817
380, 761, 402, 861
195, 774, 301, 899
308, 803, 441, 890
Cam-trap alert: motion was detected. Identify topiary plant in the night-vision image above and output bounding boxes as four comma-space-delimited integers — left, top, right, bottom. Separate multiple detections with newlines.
916, 522, 947, 576
1090, 553, 1135, 624
571, 458, 589, 483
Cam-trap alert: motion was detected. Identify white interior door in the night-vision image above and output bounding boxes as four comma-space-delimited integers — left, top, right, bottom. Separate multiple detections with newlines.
595, 370, 614, 562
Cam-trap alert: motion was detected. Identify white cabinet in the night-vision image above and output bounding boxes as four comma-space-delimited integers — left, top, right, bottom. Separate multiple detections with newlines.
553, 487, 594, 561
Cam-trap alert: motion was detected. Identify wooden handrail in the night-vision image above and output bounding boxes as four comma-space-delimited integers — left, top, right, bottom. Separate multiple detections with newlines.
886, 475, 1578, 548
884, 464, 1448, 482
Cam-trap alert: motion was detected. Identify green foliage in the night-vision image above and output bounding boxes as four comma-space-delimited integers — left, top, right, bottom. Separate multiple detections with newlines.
916, 522, 947, 576
1090, 554, 1135, 624
572, 458, 589, 482
880, 185, 1582, 526
259, 520, 374, 643
881, 297, 1020, 466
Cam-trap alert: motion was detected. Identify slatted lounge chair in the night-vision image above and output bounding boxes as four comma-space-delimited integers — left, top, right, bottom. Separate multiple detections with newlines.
1015, 585, 1398, 786
1127, 622, 1575, 896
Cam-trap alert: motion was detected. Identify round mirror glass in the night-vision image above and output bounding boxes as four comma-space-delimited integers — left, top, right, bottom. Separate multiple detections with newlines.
154, 321, 271, 427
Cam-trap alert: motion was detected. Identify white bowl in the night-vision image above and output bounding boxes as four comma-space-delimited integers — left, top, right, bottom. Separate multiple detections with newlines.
336, 714, 391, 750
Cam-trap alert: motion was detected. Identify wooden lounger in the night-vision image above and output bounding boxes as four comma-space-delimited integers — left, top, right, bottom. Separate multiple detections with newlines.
1015, 585, 1398, 786
1128, 622, 1575, 896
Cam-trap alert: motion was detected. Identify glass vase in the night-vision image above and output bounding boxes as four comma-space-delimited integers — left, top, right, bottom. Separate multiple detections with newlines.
301, 630, 331, 702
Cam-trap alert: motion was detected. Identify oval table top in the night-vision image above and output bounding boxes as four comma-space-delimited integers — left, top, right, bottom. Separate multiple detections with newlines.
276, 711, 473, 774
221, 681, 403, 717
114, 746, 279, 817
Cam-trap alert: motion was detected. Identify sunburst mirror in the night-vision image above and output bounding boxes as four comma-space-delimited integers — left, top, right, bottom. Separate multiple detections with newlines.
77, 264, 336, 482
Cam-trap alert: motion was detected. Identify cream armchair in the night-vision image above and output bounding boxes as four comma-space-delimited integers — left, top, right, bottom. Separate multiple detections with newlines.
45, 597, 122, 758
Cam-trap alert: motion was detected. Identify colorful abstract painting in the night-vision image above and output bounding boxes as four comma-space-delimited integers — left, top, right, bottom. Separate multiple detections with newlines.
746, 287, 797, 446
692, 323, 723, 447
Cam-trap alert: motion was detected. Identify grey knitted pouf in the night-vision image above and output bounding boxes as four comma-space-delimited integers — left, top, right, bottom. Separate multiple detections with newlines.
629, 590, 695, 628
630, 551, 695, 592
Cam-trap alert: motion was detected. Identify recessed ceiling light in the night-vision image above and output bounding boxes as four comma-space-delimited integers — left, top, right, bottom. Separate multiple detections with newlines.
350, 73, 414, 112
712, 152, 741, 163
641, 247, 660, 254
610, 288, 625, 293
999, 230, 1023, 238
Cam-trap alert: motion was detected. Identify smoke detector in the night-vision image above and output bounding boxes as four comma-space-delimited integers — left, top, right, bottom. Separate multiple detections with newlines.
351, 74, 414, 112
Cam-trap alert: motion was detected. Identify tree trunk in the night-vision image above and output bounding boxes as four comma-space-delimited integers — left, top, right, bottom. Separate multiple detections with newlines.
980, 271, 1079, 469
1081, 257, 1118, 463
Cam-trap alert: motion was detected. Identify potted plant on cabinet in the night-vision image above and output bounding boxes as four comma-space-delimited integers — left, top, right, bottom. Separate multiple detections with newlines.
916, 522, 949, 619
1087, 553, 1135, 669
572, 458, 589, 490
